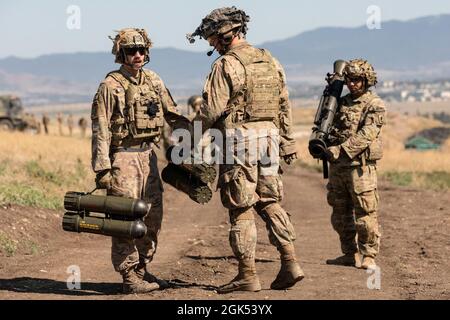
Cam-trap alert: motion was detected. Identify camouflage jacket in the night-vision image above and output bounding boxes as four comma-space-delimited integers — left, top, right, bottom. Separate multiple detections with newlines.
194, 41, 297, 157
91, 66, 189, 172
329, 90, 387, 166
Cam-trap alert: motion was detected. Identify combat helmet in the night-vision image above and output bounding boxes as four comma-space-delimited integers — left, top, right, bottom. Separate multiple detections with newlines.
110, 28, 152, 64
187, 6, 250, 44
344, 59, 378, 87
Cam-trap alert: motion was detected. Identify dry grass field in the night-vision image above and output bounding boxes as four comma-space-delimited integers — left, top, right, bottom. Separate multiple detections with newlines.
1, 100, 449, 213
0, 126, 93, 209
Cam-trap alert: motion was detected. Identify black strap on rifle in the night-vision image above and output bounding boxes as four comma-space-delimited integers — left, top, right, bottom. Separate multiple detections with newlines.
322, 158, 329, 179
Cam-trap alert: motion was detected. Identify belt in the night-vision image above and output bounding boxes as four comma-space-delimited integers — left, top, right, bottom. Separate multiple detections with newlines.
331, 160, 377, 169
112, 142, 152, 153
113, 147, 151, 153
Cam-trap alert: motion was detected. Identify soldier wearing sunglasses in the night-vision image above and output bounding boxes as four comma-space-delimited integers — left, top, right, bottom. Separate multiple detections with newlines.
90, 28, 190, 294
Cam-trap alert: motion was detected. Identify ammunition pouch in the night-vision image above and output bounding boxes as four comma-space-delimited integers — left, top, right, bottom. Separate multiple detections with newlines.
218, 167, 254, 210
359, 97, 384, 162
365, 138, 383, 161
107, 70, 164, 146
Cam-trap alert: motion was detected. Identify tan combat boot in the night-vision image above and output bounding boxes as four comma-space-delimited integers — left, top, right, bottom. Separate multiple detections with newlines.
326, 253, 361, 267
271, 244, 304, 290
217, 259, 261, 294
361, 256, 376, 269
135, 264, 169, 289
122, 268, 160, 294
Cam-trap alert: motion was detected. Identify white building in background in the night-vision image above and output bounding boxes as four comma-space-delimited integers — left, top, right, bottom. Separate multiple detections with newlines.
441, 91, 450, 99
382, 81, 395, 88
401, 90, 409, 100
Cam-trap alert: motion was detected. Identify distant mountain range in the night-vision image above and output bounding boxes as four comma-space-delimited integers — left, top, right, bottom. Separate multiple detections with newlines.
1, 13, 449, 105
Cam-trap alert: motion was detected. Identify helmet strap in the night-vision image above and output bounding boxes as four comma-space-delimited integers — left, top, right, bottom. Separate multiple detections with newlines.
364, 79, 370, 90
218, 31, 239, 53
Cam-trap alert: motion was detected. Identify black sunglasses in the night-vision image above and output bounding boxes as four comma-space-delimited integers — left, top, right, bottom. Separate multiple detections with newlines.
123, 47, 146, 56
346, 77, 364, 83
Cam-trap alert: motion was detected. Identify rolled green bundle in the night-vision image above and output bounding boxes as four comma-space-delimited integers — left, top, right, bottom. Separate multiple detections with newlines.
165, 146, 217, 184
178, 162, 216, 184
161, 163, 213, 204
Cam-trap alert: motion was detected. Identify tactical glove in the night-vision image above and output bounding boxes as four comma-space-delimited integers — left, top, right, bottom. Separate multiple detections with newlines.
325, 146, 341, 162
283, 152, 298, 165
95, 170, 112, 190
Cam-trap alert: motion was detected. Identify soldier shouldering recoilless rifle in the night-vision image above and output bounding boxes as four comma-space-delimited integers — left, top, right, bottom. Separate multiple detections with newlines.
309, 59, 386, 270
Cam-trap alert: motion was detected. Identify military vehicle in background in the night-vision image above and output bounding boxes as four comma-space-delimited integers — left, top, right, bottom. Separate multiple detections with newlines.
0, 95, 38, 131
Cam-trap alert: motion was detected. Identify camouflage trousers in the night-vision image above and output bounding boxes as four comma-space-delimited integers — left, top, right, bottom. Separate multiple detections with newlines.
108, 147, 164, 275
327, 164, 381, 258
218, 127, 296, 261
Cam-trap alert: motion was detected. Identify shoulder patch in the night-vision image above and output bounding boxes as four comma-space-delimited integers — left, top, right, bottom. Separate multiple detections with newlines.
368, 97, 386, 113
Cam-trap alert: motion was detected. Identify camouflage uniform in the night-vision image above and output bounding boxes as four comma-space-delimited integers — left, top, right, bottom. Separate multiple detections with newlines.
187, 95, 203, 121
91, 29, 190, 292
161, 121, 172, 156
57, 113, 63, 136
78, 117, 88, 138
42, 114, 50, 135
327, 70, 386, 263
161, 95, 203, 154
200, 42, 297, 249
190, 7, 303, 292
67, 114, 74, 136
92, 66, 189, 273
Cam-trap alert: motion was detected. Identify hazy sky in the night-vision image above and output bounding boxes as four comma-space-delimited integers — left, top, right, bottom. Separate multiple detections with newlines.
1, 0, 449, 58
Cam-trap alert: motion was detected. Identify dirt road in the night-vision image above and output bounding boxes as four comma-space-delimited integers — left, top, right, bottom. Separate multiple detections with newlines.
0, 164, 449, 300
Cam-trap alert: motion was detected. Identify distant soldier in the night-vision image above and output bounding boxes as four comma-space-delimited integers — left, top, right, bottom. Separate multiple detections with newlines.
42, 113, 50, 135
78, 117, 88, 138
324, 59, 386, 270
31, 114, 41, 134
67, 114, 74, 136
187, 95, 203, 121
57, 112, 64, 136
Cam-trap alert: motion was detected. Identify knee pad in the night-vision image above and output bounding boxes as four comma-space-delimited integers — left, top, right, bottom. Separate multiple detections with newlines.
258, 202, 283, 217
257, 202, 296, 245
